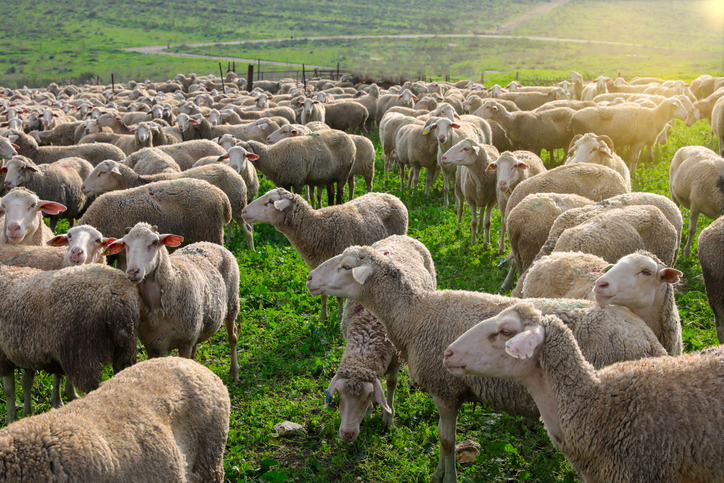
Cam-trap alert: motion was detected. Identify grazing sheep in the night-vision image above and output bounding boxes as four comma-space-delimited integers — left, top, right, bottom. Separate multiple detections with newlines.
78, 179, 231, 245
443, 303, 722, 483
242, 188, 408, 323
697, 216, 724, 343
104, 223, 241, 381
439, 139, 499, 246
503, 193, 594, 292
328, 235, 437, 442
81, 160, 253, 249
2, 156, 93, 231
565, 133, 631, 187
124, 140, 225, 171
2, 129, 125, 166
0, 357, 229, 482
0, 263, 140, 424
307, 242, 666, 483
0, 188, 65, 245
239, 131, 355, 206
669, 146, 724, 258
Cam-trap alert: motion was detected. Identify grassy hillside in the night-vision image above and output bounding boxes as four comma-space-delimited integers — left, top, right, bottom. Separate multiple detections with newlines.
1, 0, 723, 87
1, 119, 718, 482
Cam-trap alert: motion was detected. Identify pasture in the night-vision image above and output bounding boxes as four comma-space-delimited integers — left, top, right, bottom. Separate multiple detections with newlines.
0, 117, 716, 482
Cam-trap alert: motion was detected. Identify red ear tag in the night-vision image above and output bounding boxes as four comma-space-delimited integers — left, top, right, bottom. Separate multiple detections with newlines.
384, 252, 389, 255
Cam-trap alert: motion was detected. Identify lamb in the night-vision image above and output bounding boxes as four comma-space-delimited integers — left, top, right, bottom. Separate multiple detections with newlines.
0, 263, 140, 424
81, 160, 253, 249
0, 188, 66, 245
124, 140, 225, 171
242, 188, 408, 322
569, 97, 689, 171
439, 139, 499, 246
2, 129, 125, 166
475, 101, 574, 161
697, 216, 724, 343
443, 303, 721, 483
306, 241, 666, 483
502, 193, 593, 291
669, 145, 724, 258
238, 131, 355, 205
348, 134, 375, 199
104, 223, 241, 381
328, 235, 436, 442
78, 179, 232, 245
2, 156, 93, 231
565, 133, 631, 187
485, 151, 546, 254
0, 357, 229, 482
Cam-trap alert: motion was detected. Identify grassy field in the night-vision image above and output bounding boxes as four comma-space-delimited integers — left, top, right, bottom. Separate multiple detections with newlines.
0, 117, 718, 482
2, 0, 723, 87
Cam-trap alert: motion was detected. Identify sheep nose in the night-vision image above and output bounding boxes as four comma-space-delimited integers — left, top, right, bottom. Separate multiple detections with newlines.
595, 280, 609, 290
443, 349, 454, 360
8, 223, 21, 233
4, 181, 12, 189
127, 267, 140, 279
340, 430, 357, 442
307, 274, 313, 282
499, 181, 507, 189
71, 247, 83, 255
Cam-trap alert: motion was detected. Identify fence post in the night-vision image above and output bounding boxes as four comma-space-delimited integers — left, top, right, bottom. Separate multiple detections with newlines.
247, 65, 254, 92
111, 74, 115, 95
481, 71, 485, 85
257, 59, 261, 80
336, 62, 339, 81
302, 64, 307, 90
515, 71, 519, 82
219, 63, 225, 92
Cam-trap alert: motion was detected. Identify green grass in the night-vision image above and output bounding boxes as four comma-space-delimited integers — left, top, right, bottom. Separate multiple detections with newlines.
0, 119, 719, 482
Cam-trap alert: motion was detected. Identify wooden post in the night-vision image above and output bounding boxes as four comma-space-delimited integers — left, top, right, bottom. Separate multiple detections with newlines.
515, 71, 519, 82
257, 59, 260, 80
302, 64, 306, 90
219, 63, 225, 92
247, 65, 254, 92
336, 62, 339, 81
481, 71, 485, 85
111, 74, 115, 95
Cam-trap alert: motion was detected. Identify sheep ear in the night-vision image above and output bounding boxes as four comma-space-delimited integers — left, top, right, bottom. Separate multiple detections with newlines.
159, 234, 184, 247
486, 162, 497, 171
100, 238, 116, 249
373, 378, 392, 414
246, 153, 259, 161
352, 265, 373, 284
11, 143, 19, 149
8, 134, 19, 143
111, 166, 122, 176
103, 239, 126, 256
516, 162, 528, 170
659, 268, 682, 284
505, 325, 545, 359
325, 374, 339, 409
273, 199, 292, 211
471, 144, 480, 155
47, 234, 69, 247
38, 200, 66, 215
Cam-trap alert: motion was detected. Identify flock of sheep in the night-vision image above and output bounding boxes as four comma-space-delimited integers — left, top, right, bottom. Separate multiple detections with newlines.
0, 68, 723, 482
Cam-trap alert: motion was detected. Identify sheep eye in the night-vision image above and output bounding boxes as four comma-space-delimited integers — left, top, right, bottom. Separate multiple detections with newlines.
501, 329, 513, 337
342, 265, 351, 270
151, 240, 159, 247
94, 238, 101, 244
641, 269, 652, 276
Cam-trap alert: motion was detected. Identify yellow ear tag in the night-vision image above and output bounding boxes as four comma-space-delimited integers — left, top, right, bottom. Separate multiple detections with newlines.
423, 128, 430, 134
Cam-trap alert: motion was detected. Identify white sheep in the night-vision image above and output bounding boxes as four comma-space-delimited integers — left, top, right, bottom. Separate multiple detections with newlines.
0, 187, 66, 245
565, 133, 631, 187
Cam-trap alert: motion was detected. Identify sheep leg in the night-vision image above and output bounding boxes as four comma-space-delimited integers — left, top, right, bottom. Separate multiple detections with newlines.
628, 144, 644, 173
64, 379, 77, 401
426, 168, 439, 198
225, 315, 240, 382
382, 359, 401, 427
225, 222, 234, 245
336, 181, 344, 205
469, 202, 478, 245
320, 295, 328, 324
21, 370, 34, 417
365, 176, 373, 193
399, 165, 406, 190
238, 219, 255, 251
3, 375, 16, 424
336, 297, 343, 319
432, 397, 459, 483
69, 218, 76, 228
178, 343, 194, 359
683, 208, 699, 259
51, 374, 64, 409
327, 183, 335, 206
315, 186, 322, 210
483, 203, 493, 247
49, 216, 58, 233
456, 196, 464, 229
501, 263, 516, 292
441, 171, 451, 207
347, 176, 355, 201
498, 212, 507, 255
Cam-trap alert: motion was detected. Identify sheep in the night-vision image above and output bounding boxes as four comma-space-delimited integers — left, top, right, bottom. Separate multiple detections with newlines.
218, 145, 259, 203
439, 139, 499, 246
521, 251, 608, 301
265, 122, 330, 144
500, 87, 568, 110
569, 97, 689, 171
0, 357, 229, 482
394, 118, 440, 194
427, 117, 487, 209
239, 131, 355, 206
306, 241, 666, 483
580, 75, 611, 101
323, 101, 369, 133
376, 89, 418, 124
503, 193, 593, 292
78, 179, 232, 245
124, 140, 225, 171
2, 156, 93, 231
46, 224, 115, 267
669, 145, 724, 258
328, 235, 436, 442
485, 151, 546, 254
0, 187, 65, 245
242, 188, 407, 323
711, 96, 724, 156
81, 160, 253, 249
443, 302, 722, 483
565, 133, 631, 187
697, 216, 724, 343
301, 99, 326, 125
0, 263, 140, 424
348, 134, 375, 199
2, 129, 125, 166
475, 101, 574, 161
239, 117, 284, 141
104, 223, 240, 380
378, 113, 418, 173
129, 148, 182, 175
